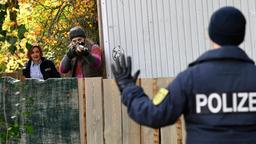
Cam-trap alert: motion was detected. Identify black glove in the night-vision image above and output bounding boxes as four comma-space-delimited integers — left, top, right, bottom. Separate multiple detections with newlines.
66, 48, 77, 59
80, 48, 90, 57
76, 44, 89, 57
82, 48, 89, 56
111, 54, 140, 93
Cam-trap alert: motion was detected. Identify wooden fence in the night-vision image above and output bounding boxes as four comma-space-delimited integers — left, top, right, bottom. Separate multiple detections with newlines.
0, 75, 185, 144
79, 77, 185, 144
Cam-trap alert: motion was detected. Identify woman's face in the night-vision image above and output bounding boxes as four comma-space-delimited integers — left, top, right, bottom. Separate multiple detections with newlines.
31, 47, 41, 63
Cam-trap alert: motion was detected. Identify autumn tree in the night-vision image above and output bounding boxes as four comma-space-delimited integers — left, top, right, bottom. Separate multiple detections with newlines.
0, 0, 99, 72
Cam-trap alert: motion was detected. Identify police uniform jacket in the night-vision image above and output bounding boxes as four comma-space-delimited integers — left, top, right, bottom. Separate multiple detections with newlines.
121, 46, 256, 144
23, 57, 61, 80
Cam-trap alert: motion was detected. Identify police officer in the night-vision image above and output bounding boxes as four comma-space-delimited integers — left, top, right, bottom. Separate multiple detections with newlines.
111, 6, 256, 144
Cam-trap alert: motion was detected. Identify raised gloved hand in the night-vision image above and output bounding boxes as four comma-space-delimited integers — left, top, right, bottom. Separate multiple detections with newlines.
66, 48, 77, 59
111, 54, 140, 93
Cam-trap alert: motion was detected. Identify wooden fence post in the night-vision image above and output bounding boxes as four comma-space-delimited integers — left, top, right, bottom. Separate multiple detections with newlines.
78, 78, 86, 144
103, 79, 122, 144
85, 77, 104, 144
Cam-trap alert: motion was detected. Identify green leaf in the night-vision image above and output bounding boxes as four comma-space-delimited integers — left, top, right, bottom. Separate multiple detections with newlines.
8, 44, 17, 54
0, 30, 6, 37
22, 112, 31, 117
0, 64, 6, 72
24, 124, 33, 134
0, 4, 6, 10
26, 42, 32, 50
0, 33, 6, 42
7, 36, 17, 45
0, 11, 6, 23
18, 24, 27, 39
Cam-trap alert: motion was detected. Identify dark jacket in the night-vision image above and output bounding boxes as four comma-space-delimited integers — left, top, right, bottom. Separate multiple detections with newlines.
121, 46, 256, 144
23, 57, 60, 80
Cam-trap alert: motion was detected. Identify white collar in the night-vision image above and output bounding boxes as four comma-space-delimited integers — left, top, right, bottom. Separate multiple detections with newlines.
31, 60, 42, 66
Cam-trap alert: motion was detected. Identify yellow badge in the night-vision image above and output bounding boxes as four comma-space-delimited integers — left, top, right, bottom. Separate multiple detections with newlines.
152, 88, 169, 105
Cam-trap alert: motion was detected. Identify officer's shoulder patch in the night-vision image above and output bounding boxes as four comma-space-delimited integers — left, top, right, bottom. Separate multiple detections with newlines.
152, 88, 169, 105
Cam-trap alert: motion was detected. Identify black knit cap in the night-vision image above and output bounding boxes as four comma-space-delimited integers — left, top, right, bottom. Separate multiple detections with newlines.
208, 6, 246, 46
69, 26, 86, 40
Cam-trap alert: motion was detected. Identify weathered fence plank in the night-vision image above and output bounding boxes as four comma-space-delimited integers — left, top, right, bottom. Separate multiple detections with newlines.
78, 78, 86, 144
103, 79, 122, 144
85, 78, 104, 144
121, 105, 141, 144
182, 116, 186, 144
